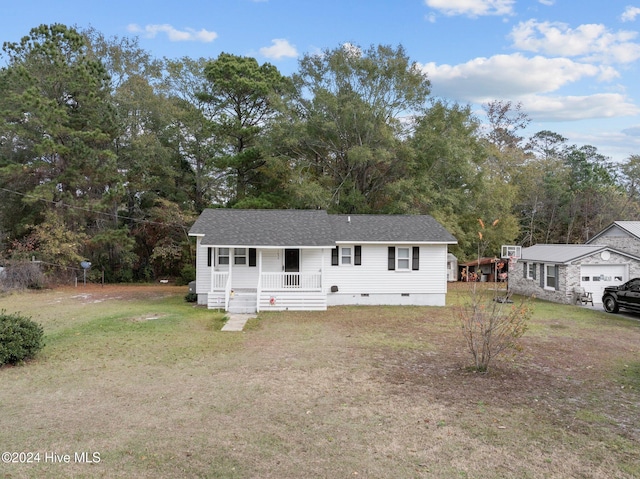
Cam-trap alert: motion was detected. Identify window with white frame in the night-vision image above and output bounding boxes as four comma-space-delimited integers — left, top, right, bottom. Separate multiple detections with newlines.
527, 262, 536, 280
545, 264, 556, 289
234, 248, 247, 265
341, 247, 352, 265
397, 247, 410, 270
218, 248, 229, 265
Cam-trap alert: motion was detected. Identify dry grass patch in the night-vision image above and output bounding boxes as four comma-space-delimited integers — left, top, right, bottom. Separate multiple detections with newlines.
0, 285, 639, 478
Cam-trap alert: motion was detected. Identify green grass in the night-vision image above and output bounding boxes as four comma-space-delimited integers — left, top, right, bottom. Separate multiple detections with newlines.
1, 285, 639, 479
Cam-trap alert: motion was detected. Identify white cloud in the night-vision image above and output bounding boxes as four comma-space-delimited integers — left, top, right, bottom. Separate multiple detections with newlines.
259, 39, 298, 60
538, 0, 554, 5
127, 24, 217, 42
421, 53, 616, 100
510, 20, 640, 64
419, 53, 637, 121
520, 93, 639, 121
424, 0, 515, 17
621, 6, 640, 22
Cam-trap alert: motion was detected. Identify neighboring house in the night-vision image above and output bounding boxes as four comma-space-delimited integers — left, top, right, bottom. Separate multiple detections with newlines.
188, 209, 457, 313
586, 221, 640, 257
509, 244, 640, 304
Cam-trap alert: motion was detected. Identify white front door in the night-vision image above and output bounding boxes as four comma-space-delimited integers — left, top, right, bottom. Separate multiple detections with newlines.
580, 264, 627, 304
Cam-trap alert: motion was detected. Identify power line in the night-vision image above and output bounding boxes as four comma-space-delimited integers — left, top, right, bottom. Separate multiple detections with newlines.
0, 186, 191, 230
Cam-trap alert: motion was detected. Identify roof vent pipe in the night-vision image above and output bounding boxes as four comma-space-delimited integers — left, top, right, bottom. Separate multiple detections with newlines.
347, 216, 351, 223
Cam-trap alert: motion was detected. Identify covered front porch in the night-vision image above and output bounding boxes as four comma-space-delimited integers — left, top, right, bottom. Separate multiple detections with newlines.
201, 247, 327, 312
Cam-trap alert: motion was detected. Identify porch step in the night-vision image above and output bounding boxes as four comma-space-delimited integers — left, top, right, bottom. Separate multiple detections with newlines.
228, 291, 257, 314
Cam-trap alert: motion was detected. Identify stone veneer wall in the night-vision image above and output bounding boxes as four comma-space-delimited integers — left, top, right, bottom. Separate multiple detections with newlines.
509, 250, 640, 305
594, 236, 640, 258
509, 262, 571, 304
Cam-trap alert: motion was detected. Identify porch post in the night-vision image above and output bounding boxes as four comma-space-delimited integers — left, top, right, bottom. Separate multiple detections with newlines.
229, 248, 234, 289
209, 246, 214, 293
257, 250, 263, 312
320, 248, 324, 291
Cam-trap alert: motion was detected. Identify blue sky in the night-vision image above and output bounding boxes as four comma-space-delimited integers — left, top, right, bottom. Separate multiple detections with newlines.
3, 0, 640, 163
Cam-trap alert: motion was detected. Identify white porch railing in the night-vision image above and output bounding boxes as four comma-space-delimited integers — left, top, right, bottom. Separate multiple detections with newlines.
210, 272, 229, 290
261, 273, 322, 291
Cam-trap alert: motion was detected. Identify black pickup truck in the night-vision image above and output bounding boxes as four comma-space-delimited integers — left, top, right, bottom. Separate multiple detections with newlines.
602, 278, 640, 313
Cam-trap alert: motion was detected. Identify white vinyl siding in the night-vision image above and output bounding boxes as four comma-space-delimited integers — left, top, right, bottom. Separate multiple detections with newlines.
324, 244, 447, 296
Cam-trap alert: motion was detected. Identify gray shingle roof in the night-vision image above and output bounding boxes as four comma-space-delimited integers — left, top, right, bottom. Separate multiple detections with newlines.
329, 214, 457, 243
189, 209, 457, 246
189, 209, 335, 247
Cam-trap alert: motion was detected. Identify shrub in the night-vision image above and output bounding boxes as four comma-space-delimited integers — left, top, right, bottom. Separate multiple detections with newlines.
0, 311, 45, 366
177, 264, 196, 286
0, 261, 45, 290
184, 292, 198, 303
454, 284, 532, 372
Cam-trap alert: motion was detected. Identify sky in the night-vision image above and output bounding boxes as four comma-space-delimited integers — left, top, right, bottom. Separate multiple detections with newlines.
2, 0, 640, 163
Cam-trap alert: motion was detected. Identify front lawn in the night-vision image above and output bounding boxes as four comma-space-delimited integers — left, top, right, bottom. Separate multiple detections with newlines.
0, 284, 638, 478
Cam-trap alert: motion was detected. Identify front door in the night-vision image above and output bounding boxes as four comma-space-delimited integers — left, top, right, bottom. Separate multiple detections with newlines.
284, 249, 300, 286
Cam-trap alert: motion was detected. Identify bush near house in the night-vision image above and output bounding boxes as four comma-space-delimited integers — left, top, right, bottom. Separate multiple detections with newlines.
0, 311, 44, 366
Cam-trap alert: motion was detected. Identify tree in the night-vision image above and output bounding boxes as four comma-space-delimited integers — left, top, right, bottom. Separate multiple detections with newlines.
162, 57, 221, 211
455, 219, 532, 372
287, 43, 431, 212
0, 24, 119, 268
199, 53, 291, 206
391, 101, 488, 258
483, 100, 530, 153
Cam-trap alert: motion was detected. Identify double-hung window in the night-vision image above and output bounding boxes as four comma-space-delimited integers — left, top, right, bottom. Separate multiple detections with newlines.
341, 247, 352, 265
234, 248, 247, 265
332, 246, 361, 266
218, 248, 229, 265
527, 262, 536, 280
545, 264, 557, 289
388, 247, 420, 271
397, 247, 411, 270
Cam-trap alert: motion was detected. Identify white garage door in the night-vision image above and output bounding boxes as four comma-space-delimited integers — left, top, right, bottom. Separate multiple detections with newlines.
580, 264, 627, 304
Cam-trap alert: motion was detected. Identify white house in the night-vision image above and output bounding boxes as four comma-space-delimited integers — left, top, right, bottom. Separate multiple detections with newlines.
188, 209, 458, 313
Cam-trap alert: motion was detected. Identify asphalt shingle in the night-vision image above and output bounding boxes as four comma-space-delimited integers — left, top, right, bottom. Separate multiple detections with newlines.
189, 209, 335, 247
188, 209, 458, 246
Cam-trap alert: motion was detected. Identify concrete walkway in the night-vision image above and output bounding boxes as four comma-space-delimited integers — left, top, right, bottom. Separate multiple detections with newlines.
221, 313, 255, 332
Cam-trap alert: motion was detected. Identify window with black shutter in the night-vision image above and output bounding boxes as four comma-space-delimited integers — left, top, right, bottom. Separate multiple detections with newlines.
388, 247, 395, 270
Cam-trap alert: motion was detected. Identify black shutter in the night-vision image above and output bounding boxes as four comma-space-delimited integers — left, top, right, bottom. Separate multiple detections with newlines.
249, 248, 257, 267
331, 247, 339, 266
540, 264, 545, 288
555, 265, 560, 291
412, 247, 420, 271
354, 245, 361, 266
207, 247, 212, 267
388, 247, 395, 270
523, 262, 527, 279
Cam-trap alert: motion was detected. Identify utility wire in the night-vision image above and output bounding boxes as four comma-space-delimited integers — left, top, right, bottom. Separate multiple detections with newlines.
0, 186, 192, 230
